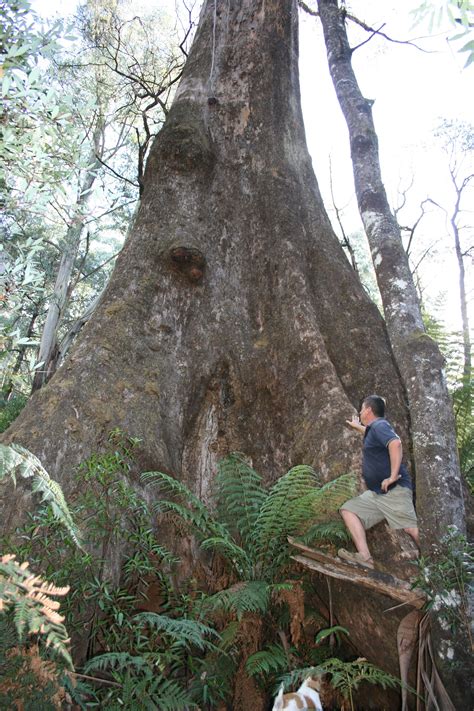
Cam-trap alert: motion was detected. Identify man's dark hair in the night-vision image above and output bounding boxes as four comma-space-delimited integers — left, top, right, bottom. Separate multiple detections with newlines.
362, 395, 385, 418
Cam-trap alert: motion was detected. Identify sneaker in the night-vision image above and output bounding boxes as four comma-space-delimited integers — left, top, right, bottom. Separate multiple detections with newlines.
338, 548, 374, 569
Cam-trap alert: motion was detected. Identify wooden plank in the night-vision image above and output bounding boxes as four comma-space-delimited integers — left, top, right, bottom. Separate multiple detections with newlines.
291, 554, 425, 609
288, 537, 426, 610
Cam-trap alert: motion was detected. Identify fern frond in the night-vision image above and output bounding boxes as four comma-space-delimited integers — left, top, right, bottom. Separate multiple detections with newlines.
275, 658, 402, 699
309, 473, 358, 520
0, 443, 83, 549
254, 465, 320, 572
205, 580, 271, 620
134, 613, 220, 652
214, 452, 266, 553
142, 470, 227, 539
200, 536, 253, 578
298, 520, 351, 547
246, 642, 290, 677
84, 651, 147, 673
320, 657, 401, 699
0, 554, 72, 668
145, 676, 193, 711
218, 620, 240, 652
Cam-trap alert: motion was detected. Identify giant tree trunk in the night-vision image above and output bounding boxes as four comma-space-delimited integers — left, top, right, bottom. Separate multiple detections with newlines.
316, 0, 471, 704
3, 0, 417, 705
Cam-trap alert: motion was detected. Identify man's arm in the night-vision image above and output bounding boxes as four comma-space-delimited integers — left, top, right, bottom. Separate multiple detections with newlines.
381, 438, 402, 492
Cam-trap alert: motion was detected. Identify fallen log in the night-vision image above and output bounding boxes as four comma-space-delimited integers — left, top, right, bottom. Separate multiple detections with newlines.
288, 537, 426, 610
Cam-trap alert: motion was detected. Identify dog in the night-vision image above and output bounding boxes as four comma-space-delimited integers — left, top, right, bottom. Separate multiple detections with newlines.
272, 676, 323, 710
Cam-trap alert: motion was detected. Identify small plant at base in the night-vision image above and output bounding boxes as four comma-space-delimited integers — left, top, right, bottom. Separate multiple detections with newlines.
277, 657, 402, 711
414, 525, 473, 648
0, 554, 71, 666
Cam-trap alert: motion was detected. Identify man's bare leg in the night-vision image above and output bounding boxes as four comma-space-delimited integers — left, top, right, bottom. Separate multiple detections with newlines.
340, 509, 372, 560
403, 527, 420, 548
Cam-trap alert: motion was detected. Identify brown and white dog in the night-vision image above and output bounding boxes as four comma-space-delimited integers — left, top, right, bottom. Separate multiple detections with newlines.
272, 676, 323, 711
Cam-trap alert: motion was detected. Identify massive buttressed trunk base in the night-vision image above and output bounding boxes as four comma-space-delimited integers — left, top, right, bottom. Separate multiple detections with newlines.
3, 0, 415, 704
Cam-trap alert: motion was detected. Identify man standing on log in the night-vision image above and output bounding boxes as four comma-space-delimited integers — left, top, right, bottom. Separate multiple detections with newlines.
339, 395, 420, 569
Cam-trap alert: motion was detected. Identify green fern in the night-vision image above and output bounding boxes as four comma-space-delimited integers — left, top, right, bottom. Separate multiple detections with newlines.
205, 580, 272, 619
276, 658, 402, 709
84, 651, 148, 673
142, 469, 228, 540
214, 452, 266, 555
84, 653, 194, 709
0, 443, 82, 548
308, 473, 358, 520
254, 465, 320, 571
134, 612, 220, 652
246, 642, 290, 677
200, 536, 253, 579
298, 519, 351, 547
0, 554, 72, 668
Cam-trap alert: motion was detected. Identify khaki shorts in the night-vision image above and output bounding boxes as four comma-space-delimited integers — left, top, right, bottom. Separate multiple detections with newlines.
340, 486, 418, 530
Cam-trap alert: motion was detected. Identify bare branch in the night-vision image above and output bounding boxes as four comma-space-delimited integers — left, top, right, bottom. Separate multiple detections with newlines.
94, 153, 140, 189
346, 13, 432, 53
298, 0, 318, 17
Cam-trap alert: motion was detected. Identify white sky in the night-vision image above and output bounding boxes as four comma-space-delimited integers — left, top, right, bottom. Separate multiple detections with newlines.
31, 0, 474, 333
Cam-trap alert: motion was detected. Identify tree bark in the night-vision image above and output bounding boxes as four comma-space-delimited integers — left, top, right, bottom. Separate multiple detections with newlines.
1, 0, 425, 704
316, 0, 471, 704
450, 170, 472, 387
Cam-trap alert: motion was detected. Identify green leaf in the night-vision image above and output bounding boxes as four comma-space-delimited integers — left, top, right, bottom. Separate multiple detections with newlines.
315, 625, 349, 645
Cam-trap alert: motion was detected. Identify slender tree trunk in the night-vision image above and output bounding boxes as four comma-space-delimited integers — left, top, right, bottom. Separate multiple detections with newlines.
2, 305, 39, 399
31, 132, 104, 393
451, 172, 472, 386
316, 0, 471, 703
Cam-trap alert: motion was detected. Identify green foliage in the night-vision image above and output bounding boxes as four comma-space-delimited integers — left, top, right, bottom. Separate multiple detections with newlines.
315, 624, 349, 647
299, 519, 351, 547
85, 649, 195, 710
145, 454, 356, 584
412, 1, 474, 67
0, 554, 72, 668
246, 642, 291, 678
278, 658, 402, 711
414, 526, 473, 641
423, 311, 473, 490
0, 442, 82, 547
143, 454, 357, 704
2, 430, 214, 709
0, 394, 27, 432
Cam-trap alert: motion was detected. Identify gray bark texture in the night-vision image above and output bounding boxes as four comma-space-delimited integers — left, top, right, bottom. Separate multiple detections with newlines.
0, 0, 446, 704
316, 0, 472, 704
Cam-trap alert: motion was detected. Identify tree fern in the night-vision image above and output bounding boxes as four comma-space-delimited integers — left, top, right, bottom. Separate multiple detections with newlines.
84, 651, 149, 673
0, 443, 82, 548
214, 452, 266, 554
200, 535, 253, 579
254, 465, 320, 575
308, 473, 357, 520
142, 470, 228, 539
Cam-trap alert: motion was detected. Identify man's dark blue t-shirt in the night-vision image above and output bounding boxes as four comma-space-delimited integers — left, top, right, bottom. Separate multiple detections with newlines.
363, 418, 412, 495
